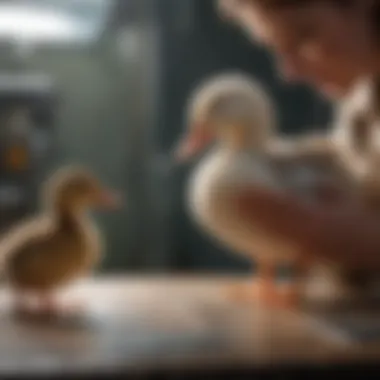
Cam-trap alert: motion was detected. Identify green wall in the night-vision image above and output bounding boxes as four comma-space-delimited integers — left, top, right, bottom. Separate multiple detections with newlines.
0, 6, 160, 272
0, 1, 332, 272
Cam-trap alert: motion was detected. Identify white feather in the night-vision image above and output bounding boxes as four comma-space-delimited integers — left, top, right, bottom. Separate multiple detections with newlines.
185, 73, 301, 264
187, 147, 299, 263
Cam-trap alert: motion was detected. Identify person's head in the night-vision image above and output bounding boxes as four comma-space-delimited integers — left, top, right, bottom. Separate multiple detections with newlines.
218, 0, 380, 98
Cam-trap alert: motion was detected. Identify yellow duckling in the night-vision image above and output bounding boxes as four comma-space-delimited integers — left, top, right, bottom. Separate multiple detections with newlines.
0, 165, 121, 317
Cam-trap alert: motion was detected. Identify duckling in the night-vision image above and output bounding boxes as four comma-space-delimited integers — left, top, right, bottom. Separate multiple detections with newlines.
0, 165, 120, 317
174, 72, 311, 308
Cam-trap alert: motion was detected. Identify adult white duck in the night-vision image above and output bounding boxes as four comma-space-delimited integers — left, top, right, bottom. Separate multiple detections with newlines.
174, 72, 311, 308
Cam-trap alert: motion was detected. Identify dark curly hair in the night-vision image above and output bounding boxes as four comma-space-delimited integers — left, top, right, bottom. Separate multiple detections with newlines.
218, 0, 349, 14
217, 0, 380, 37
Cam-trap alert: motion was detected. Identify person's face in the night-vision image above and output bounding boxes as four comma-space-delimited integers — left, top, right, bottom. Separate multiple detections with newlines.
235, 1, 378, 98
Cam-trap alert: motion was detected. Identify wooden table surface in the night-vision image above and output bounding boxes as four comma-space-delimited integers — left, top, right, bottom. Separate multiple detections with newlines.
0, 275, 379, 377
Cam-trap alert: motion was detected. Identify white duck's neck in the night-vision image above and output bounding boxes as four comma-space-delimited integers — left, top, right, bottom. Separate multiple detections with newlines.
217, 123, 269, 153
47, 200, 85, 227
219, 134, 268, 154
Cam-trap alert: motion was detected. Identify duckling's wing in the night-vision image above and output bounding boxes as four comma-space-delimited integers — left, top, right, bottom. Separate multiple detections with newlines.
0, 215, 54, 271
4, 230, 76, 289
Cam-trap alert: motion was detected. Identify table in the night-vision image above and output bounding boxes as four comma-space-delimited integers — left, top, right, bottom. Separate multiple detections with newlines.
0, 276, 379, 378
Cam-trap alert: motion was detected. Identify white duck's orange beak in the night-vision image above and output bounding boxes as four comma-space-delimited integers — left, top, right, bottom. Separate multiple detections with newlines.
174, 125, 213, 162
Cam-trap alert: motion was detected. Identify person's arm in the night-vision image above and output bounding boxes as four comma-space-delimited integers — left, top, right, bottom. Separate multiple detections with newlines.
357, 151, 380, 209
231, 186, 322, 249
311, 206, 380, 269
232, 186, 380, 270
267, 132, 338, 162
268, 132, 351, 202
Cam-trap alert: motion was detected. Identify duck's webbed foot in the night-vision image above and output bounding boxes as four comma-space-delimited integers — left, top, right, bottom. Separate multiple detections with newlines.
228, 261, 282, 307
228, 277, 259, 303
228, 258, 311, 310
257, 277, 281, 307
277, 283, 304, 309
277, 255, 312, 310
37, 295, 84, 317
256, 261, 285, 308
12, 291, 35, 317
37, 294, 63, 317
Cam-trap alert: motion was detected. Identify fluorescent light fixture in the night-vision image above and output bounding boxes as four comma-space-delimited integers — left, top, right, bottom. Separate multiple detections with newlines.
0, 1, 109, 45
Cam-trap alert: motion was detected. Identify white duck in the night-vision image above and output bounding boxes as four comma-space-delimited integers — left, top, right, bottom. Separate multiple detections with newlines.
174, 72, 311, 308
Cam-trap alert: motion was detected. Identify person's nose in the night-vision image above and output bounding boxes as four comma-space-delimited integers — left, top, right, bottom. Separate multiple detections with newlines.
278, 44, 324, 85
277, 55, 306, 84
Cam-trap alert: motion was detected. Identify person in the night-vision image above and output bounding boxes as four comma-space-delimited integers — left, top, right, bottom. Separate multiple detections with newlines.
218, 0, 379, 99
216, 0, 380, 269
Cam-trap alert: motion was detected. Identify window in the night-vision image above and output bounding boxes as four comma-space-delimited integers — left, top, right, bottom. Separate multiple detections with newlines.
0, 0, 112, 46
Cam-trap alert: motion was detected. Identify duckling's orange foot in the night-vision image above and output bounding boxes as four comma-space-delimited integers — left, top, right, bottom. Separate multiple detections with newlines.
60, 300, 85, 316
13, 301, 35, 318
11, 292, 37, 318
35, 298, 63, 318
39, 298, 85, 318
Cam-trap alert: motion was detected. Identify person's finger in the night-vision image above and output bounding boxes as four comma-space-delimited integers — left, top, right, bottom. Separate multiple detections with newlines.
308, 208, 380, 268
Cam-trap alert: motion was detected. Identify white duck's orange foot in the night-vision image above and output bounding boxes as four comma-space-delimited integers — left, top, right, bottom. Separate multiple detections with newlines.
227, 279, 282, 307
38, 298, 85, 318
227, 282, 258, 303
11, 292, 37, 318
256, 280, 284, 308
275, 285, 304, 310
13, 301, 34, 318
31, 297, 61, 318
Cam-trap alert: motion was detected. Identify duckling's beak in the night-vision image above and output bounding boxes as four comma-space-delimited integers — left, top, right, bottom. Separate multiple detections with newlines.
96, 190, 122, 209
174, 125, 213, 162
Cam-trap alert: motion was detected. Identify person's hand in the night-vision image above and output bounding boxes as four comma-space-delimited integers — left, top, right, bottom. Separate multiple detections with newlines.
309, 205, 380, 269
233, 186, 322, 249
234, 186, 380, 270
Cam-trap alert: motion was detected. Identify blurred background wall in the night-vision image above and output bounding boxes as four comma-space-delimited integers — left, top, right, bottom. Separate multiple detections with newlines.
0, 0, 332, 273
